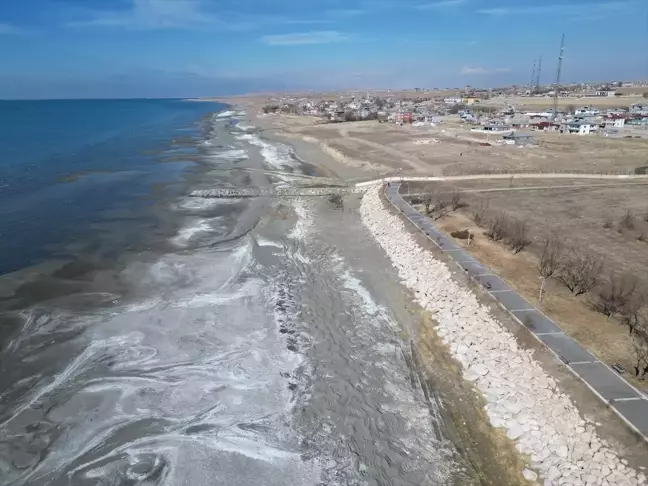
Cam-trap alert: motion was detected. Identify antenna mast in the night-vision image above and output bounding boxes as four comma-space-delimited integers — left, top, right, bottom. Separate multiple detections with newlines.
552, 34, 565, 120
535, 56, 542, 93
530, 59, 536, 94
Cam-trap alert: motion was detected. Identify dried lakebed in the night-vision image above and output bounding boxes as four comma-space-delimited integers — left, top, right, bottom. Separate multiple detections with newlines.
359, 185, 646, 486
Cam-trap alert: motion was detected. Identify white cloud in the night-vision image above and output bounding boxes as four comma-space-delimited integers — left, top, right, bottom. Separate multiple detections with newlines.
0, 23, 32, 35
461, 66, 511, 75
327, 9, 366, 17
417, 0, 467, 9
65, 0, 247, 30
477, 7, 510, 15
478, 1, 637, 16
261, 31, 348, 46
461, 66, 486, 75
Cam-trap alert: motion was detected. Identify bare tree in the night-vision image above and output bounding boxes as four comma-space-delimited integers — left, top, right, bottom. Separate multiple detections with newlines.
621, 295, 648, 335
422, 184, 434, 215
486, 212, 509, 242
537, 235, 564, 304
620, 210, 635, 230
631, 333, 648, 379
557, 248, 605, 296
538, 236, 564, 278
471, 199, 489, 227
432, 194, 450, 220
590, 273, 639, 319
507, 219, 531, 254
423, 195, 433, 215
450, 190, 463, 211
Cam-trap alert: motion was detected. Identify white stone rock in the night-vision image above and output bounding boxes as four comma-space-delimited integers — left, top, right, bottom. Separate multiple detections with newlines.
470, 363, 490, 377
557, 445, 569, 459
523, 468, 538, 481
507, 422, 525, 440
601, 466, 611, 478
548, 465, 562, 482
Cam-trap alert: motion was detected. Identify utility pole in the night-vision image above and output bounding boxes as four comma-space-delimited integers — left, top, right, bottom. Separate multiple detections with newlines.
530, 59, 537, 94
552, 34, 565, 120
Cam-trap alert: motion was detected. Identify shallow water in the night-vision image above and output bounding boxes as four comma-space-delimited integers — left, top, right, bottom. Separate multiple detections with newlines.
0, 111, 474, 485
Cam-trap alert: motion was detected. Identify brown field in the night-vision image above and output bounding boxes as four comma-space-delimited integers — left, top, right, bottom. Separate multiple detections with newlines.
404, 180, 648, 390
481, 95, 646, 110
276, 118, 648, 177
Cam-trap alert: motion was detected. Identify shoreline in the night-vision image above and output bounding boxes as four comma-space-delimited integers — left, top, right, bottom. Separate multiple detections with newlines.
220, 100, 648, 484
221, 101, 543, 483
219, 99, 377, 181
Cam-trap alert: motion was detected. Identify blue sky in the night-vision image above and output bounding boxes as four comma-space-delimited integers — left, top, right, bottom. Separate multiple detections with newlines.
0, 0, 646, 98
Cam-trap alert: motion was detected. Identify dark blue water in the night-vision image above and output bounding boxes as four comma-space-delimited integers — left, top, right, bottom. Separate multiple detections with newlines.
0, 99, 223, 275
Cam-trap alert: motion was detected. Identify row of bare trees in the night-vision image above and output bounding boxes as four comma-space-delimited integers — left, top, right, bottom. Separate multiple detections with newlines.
538, 237, 605, 296
537, 236, 648, 378
470, 202, 531, 254
418, 191, 648, 378
421, 188, 463, 221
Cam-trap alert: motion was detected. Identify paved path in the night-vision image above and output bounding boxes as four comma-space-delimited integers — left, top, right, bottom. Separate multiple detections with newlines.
356, 172, 648, 188
401, 181, 648, 197
385, 182, 648, 440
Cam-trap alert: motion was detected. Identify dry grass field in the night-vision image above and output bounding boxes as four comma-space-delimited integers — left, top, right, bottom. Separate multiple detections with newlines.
403, 180, 648, 390
286, 119, 648, 177
218, 94, 648, 178
482, 95, 646, 110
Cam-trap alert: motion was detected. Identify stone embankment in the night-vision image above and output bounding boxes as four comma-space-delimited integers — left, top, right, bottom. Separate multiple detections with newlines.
359, 185, 646, 486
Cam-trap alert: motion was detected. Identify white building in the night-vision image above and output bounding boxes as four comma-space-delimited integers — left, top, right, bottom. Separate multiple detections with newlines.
567, 121, 594, 135
603, 118, 625, 128
574, 106, 600, 116
444, 97, 462, 104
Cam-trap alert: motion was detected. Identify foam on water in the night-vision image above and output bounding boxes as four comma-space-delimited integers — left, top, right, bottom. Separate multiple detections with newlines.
172, 197, 241, 212
256, 236, 283, 248
4, 231, 320, 485
287, 199, 313, 242
235, 133, 300, 171
216, 110, 236, 118
171, 217, 221, 247
340, 270, 385, 317
212, 148, 248, 160
1, 103, 464, 486
234, 121, 255, 132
